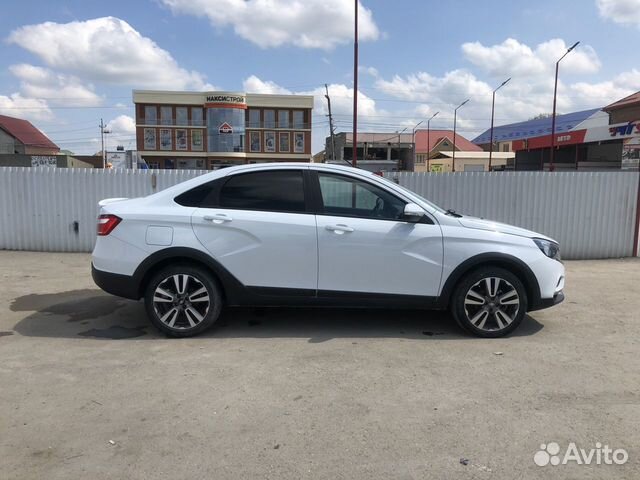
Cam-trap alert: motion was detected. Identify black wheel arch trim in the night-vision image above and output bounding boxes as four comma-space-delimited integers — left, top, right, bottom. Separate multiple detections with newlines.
131, 247, 246, 303
437, 252, 542, 310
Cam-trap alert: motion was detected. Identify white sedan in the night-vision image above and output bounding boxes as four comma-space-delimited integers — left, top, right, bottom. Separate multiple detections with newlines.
92, 163, 565, 338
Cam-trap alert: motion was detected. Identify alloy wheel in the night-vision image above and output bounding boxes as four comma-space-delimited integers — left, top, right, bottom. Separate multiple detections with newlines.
152, 274, 211, 330
463, 276, 520, 332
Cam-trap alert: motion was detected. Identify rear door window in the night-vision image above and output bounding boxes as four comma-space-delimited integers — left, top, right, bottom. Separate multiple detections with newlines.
219, 170, 306, 213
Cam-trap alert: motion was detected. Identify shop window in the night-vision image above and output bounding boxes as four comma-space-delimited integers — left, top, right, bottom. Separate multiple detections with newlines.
176, 129, 188, 151
143, 128, 156, 150
191, 107, 204, 126
191, 130, 203, 151
249, 131, 261, 152
248, 109, 261, 128
279, 132, 290, 152
293, 110, 304, 129
176, 107, 188, 126
160, 106, 172, 125
144, 106, 157, 125
294, 132, 305, 153
278, 110, 289, 128
264, 131, 276, 152
264, 110, 276, 129
159, 129, 172, 150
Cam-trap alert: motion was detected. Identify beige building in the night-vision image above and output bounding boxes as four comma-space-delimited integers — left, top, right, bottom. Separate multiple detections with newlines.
133, 90, 314, 169
416, 151, 515, 173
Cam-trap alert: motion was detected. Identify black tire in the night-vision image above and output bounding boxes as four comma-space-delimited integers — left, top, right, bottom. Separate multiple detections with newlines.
144, 264, 222, 338
450, 266, 528, 338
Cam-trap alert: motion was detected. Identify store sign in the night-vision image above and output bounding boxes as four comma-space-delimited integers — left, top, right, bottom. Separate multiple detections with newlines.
219, 122, 233, 134
609, 122, 640, 137
205, 93, 247, 109
31, 156, 57, 167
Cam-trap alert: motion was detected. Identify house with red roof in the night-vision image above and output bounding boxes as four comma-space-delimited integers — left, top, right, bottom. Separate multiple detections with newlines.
0, 114, 59, 156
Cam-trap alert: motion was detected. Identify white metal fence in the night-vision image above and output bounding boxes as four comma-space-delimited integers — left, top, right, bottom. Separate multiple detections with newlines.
0, 167, 638, 259
0, 167, 204, 253
387, 171, 640, 259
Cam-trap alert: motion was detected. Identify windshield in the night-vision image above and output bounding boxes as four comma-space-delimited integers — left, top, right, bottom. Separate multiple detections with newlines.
376, 175, 447, 213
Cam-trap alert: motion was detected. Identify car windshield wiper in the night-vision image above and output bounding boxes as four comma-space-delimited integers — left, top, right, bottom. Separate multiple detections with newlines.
445, 209, 463, 218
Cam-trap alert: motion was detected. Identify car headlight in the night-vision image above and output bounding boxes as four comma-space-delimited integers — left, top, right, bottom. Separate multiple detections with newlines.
533, 238, 561, 261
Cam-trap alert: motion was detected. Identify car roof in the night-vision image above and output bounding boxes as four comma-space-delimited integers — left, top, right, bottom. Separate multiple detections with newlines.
220, 162, 373, 176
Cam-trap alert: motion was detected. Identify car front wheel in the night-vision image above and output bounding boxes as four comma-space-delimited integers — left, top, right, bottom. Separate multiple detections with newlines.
144, 264, 222, 337
451, 266, 528, 338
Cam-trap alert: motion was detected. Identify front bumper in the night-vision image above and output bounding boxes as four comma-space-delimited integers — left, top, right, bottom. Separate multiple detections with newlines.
91, 264, 141, 300
529, 291, 565, 311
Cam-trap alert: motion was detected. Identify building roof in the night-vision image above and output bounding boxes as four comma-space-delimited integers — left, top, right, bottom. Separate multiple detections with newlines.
472, 108, 601, 145
436, 151, 515, 159
0, 114, 58, 150
415, 129, 481, 153
603, 91, 640, 111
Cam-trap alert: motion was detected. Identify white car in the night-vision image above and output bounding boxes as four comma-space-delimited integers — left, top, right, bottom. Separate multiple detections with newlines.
92, 163, 564, 338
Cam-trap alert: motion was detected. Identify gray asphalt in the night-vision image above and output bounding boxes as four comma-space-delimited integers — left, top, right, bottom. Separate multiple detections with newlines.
1, 251, 639, 479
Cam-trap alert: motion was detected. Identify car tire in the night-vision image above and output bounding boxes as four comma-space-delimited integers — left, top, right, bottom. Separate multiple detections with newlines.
144, 264, 222, 338
451, 266, 528, 338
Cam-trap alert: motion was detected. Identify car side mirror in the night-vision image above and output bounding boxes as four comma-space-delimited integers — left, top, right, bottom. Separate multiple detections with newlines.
402, 203, 426, 222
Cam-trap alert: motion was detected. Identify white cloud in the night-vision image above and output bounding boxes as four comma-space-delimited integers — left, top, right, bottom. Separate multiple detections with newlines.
106, 114, 136, 136
373, 61, 640, 141
597, 0, 640, 26
160, 0, 379, 49
462, 38, 601, 77
7, 17, 213, 90
243, 75, 293, 95
0, 93, 53, 122
9, 64, 102, 107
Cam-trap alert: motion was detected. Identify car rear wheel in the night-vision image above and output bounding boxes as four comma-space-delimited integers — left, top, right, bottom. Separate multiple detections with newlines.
144, 264, 222, 337
451, 266, 527, 338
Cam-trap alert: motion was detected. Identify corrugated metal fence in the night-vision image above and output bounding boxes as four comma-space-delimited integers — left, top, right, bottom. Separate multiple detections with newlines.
0, 167, 204, 252
0, 167, 638, 258
387, 171, 639, 259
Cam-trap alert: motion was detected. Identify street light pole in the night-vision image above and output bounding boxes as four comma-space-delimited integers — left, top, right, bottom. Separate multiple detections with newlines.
452, 99, 469, 172
411, 120, 423, 172
550, 41, 579, 172
489, 77, 511, 171
397, 127, 408, 170
426, 111, 439, 172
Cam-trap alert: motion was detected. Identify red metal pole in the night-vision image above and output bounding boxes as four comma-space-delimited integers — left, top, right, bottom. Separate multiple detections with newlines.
352, 0, 358, 168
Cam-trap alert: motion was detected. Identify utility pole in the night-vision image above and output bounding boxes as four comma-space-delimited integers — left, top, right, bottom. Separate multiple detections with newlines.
452, 99, 469, 172
100, 119, 107, 169
100, 119, 112, 168
352, 0, 358, 167
325, 84, 337, 163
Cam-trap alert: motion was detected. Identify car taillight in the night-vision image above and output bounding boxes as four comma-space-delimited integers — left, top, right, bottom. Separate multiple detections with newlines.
97, 214, 121, 236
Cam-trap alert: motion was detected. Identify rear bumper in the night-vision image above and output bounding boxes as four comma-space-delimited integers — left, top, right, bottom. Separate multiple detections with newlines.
91, 264, 140, 300
529, 291, 564, 312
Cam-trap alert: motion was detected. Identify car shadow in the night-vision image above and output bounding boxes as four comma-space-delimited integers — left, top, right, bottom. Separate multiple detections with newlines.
9, 289, 544, 341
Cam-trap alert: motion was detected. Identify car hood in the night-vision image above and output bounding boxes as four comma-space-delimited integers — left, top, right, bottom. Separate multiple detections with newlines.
458, 216, 556, 242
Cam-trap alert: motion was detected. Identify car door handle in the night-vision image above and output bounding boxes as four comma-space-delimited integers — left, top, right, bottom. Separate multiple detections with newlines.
203, 214, 232, 224
325, 224, 354, 233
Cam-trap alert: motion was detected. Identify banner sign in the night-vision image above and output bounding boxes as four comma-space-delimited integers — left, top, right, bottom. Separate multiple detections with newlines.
204, 93, 247, 109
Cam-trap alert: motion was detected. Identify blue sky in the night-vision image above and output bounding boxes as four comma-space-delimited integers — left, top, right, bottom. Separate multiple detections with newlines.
1, 0, 639, 154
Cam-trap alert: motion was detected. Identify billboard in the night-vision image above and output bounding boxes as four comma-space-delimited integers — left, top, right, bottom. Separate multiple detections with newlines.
106, 151, 127, 169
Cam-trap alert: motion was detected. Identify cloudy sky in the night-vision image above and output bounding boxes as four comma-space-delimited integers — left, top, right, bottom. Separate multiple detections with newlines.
1, 0, 639, 154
